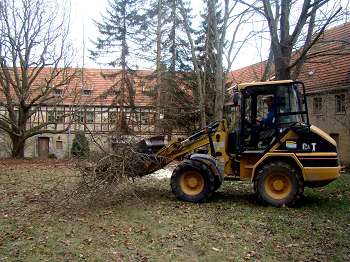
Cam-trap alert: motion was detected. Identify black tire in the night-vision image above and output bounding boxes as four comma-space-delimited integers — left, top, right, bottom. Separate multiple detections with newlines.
213, 175, 223, 192
254, 161, 304, 207
170, 159, 215, 203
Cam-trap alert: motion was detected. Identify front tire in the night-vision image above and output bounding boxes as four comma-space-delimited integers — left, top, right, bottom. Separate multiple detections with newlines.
170, 160, 215, 203
254, 161, 304, 207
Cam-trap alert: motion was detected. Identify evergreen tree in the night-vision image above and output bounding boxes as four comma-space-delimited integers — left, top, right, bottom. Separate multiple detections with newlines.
140, 0, 198, 134
90, 0, 146, 132
71, 131, 90, 158
195, 0, 224, 122
161, 0, 196, 133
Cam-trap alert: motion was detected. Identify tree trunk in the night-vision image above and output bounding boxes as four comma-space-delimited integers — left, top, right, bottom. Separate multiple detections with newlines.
11, 135, 25, 158
120, 2, 127, 133
170, 0, 176, 72
274, 49, 292, 80
275, 62, 291, 79
209, 0, 228, 121
155, 0, 163, 130
179, 1, 206, 128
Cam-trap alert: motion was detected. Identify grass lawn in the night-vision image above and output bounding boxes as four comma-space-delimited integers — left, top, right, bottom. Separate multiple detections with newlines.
0, 160, 349, 261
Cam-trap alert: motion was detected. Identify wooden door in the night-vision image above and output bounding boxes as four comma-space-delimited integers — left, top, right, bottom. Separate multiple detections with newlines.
38, 137, 49, 158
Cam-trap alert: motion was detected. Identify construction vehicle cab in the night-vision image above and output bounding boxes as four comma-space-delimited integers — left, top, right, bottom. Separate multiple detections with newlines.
226, 80, 308, 153
140, 80, 341, 207
240, 81, 308, 150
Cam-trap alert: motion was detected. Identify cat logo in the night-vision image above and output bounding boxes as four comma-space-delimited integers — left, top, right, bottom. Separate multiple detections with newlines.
302, 142, 316, 151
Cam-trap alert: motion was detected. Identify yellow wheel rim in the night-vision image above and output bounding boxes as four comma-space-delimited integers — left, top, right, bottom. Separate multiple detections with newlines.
180, 171, 204, 196
264, 173, 292, 200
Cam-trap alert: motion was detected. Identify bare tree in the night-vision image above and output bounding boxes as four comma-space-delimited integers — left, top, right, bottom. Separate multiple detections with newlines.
210, 0, 254, 120
181, 0, 253, 122
240, 0, 345, 80
0, 0, 77, 158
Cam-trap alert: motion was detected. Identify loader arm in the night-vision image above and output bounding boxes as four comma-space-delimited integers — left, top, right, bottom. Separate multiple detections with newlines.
144, 121, 224, 174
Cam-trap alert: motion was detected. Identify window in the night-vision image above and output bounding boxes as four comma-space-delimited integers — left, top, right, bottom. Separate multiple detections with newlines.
335, 94, 345, 113
47, 111, 64, 123
86, 111, 94, 123
257, 95, 271, 119
99, 92, 108, 100
48, 111, 55, 122
56, 140, 63, 150
75, 110, 94, 124
313, 97, 323, 114
140, 112, 151, 125
76, 111, 84, 123
53, 89, 63, 97
276, 84, 306, 124
141, 81, 146, 93
56, 111, 64, 124
82, 89, 92, 96
108, 111, 117, 123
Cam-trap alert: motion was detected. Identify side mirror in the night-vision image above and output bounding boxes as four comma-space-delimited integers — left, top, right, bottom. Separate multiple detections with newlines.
232, 91, 241, 107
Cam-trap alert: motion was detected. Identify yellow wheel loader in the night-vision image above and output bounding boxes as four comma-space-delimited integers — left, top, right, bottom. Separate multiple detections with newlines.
138, 80, 341, 207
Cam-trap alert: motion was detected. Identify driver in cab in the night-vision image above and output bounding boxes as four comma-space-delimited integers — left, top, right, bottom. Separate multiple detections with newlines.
250, 95, 277, 147
256, 95, 276, 128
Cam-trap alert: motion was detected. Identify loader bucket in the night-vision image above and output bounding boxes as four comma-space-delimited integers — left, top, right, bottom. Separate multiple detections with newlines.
136, 136, 166, 155
134, 136, 168, 175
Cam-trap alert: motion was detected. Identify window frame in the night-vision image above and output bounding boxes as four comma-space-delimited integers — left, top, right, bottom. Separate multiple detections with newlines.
53, 88, 63, 97
55, 140, 63, 150
85, 111, 95, 124
335, 94, 346, 114
312, 96, 323, 115
81, 89, 92, 96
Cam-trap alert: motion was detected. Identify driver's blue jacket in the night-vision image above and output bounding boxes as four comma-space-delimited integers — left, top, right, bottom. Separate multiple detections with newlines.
261, 106, 276, 127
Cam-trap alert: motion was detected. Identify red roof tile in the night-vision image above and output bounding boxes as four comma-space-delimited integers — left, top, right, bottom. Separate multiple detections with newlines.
0, 68, 157, 107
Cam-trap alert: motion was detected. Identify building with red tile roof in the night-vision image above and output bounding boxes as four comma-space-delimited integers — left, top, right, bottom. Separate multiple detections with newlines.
0, 67, 196, 158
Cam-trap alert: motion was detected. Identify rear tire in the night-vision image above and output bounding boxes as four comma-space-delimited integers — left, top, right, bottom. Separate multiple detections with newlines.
171, 160, 215, 203
254, 161, 304, 207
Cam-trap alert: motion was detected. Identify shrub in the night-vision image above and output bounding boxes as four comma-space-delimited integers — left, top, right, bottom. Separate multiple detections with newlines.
71, 131, 90, 158
48, 153, 57, 159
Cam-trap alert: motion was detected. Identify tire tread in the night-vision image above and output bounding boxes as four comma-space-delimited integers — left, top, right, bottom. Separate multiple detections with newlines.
254, 161, 304, 207
170, 160, 215, 203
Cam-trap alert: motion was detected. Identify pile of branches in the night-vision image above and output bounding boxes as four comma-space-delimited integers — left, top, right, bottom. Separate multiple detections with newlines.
75, 134, 162, 193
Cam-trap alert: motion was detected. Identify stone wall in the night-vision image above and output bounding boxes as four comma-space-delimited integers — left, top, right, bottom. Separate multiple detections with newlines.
24, 132, 114, 159
0, 131, 11, 158
307, 88, 350, 166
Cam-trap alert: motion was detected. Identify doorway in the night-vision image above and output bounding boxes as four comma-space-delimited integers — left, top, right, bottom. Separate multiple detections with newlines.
38, 137, 49, 158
